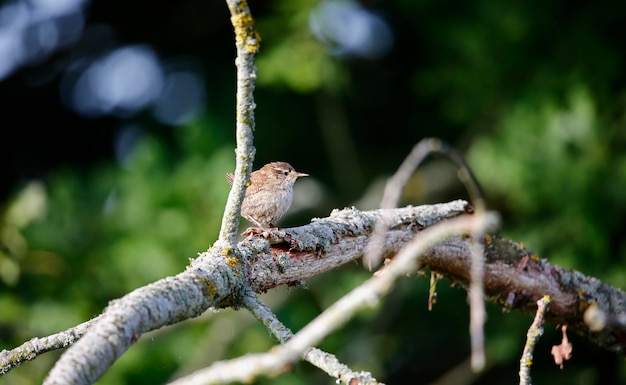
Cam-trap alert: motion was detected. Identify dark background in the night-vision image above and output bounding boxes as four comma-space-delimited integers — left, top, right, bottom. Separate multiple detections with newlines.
1, 0, 626, 384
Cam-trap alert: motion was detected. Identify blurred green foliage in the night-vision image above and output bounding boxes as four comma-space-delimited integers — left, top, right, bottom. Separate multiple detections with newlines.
2, 0, 626, 384
469, 87, 626, 286
256, 0, 348, 93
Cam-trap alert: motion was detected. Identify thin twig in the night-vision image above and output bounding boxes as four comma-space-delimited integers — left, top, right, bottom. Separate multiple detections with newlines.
519, 295, 551, 385
242, 291, 384, 384
363, 138, 488, 370
364, 138, 484, 268
0, 317, 99, 374
468, 236, 486, 370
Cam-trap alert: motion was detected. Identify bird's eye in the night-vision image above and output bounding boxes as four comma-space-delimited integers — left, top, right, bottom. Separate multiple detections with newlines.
283, 171, 289, 176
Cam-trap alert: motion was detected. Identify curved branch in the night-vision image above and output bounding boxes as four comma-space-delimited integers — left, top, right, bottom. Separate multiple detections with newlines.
242, 291, 382, 384
43, 255, 244, 384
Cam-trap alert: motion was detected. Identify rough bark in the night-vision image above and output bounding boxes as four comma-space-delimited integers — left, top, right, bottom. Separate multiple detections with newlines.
4, 200, 625, 383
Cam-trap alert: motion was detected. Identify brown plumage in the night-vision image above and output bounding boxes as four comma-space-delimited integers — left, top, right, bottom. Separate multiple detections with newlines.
226, 162, 308, 228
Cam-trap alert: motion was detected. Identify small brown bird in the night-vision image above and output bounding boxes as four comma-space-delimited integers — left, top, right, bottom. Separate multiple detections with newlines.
226, 162, 308, 229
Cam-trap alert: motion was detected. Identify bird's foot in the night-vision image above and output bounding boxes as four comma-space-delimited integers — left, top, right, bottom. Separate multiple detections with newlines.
242, 226, 280, 238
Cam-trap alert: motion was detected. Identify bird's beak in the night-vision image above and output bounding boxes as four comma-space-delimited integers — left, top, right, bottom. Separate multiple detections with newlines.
296, 172, 309, 178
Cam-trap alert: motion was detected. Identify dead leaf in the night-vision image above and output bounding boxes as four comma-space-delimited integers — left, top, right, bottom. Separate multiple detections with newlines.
551, 325, 572, 369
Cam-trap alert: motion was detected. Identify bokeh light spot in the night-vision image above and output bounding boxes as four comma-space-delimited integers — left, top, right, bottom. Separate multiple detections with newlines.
69, 45, 164, 117
152, 69, 206, 126
310, 0, 393, 59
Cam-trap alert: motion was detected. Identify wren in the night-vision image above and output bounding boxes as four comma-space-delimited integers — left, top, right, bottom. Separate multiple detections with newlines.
226, 162, 308, 229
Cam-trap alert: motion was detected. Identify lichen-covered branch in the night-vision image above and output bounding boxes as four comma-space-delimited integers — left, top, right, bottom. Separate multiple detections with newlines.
247, 200, 470, 291
245, 204, 626, 355
43, 252, 244, 385
242, 291, 383, 385
519, 295, 551, 385
169, 211, 495, 385
26, 202, 467, 384
4, 201, 626, 382
421, 236, 626, 354
218, 0, 260, 247
0, 317, 99, 375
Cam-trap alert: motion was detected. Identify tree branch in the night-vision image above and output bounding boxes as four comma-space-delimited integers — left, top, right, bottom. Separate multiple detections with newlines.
4, 201, 625, 382
245, 203, 626, 355
218, 0, 260, 247
0, 317, 99, 375
42, 255, 245, 384
247, 200, 470, 291
519, 295, 550, 385
34, 201, 466, 384
422, 236, 626, 354
363, 138, 488, 370
242, 291, 383, 384
169, 210, 496, 385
